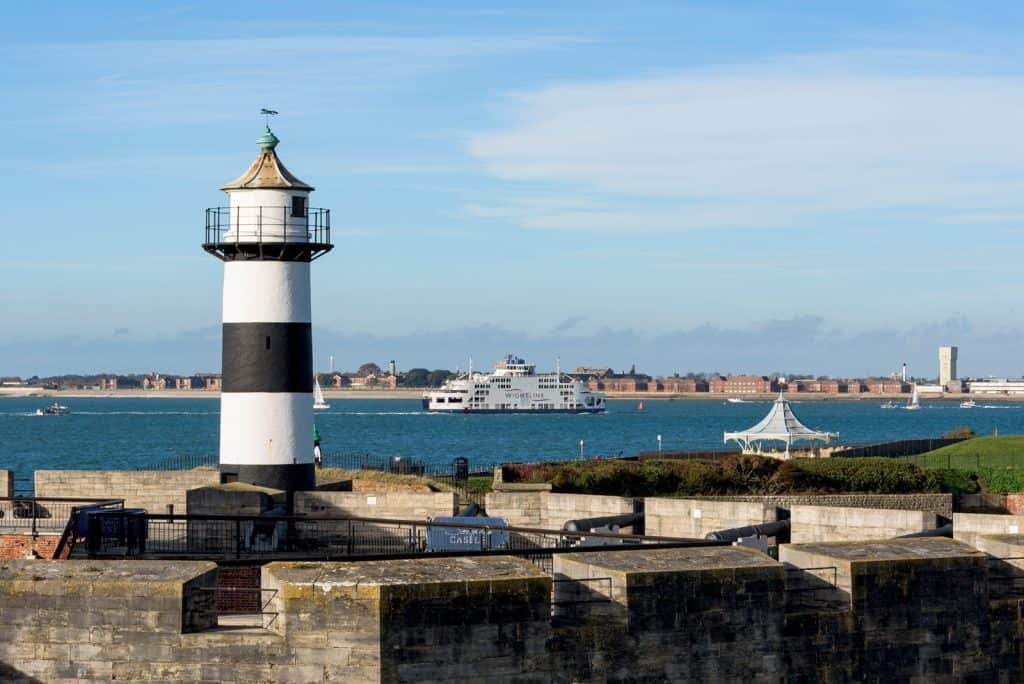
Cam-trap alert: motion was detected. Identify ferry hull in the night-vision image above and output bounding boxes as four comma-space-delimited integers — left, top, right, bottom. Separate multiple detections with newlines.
425, 407, 605, 414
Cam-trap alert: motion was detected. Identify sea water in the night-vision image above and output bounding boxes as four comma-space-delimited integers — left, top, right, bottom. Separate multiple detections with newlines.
1, 396, 1021, 480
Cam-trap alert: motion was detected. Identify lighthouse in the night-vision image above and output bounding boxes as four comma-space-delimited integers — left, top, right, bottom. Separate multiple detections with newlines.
203, 123, 332, 492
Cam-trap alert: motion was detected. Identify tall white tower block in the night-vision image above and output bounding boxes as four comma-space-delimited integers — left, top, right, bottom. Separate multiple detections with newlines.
204, 126, 332, 491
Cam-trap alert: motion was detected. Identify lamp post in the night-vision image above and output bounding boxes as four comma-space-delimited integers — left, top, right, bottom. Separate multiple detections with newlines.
657, 434, 662, 453
579, 439, 584, 460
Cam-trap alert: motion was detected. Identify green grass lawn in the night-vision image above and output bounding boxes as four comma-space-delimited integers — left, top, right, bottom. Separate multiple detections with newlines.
918, 435, 1024, 470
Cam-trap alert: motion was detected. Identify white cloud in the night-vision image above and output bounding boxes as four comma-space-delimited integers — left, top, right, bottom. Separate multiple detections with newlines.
466, 50, 1024, 232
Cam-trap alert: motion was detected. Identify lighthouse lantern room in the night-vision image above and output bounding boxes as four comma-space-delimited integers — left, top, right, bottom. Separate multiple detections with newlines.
204, 123, 332, 492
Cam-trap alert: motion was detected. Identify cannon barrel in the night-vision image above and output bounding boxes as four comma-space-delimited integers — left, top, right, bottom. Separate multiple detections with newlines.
563, 512, 644, 533
704, 520, 791, 542
458, 502, 481, 517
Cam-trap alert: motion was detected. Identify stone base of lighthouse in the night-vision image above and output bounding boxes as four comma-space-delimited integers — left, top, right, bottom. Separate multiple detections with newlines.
219, 463, 315, 492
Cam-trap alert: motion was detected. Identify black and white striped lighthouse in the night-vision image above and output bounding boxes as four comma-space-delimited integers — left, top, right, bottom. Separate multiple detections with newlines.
203, 123, 332, 492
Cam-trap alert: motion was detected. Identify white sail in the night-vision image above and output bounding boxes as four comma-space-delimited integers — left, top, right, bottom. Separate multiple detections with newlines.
905, 384, 921, 410
313, 377, 330, 410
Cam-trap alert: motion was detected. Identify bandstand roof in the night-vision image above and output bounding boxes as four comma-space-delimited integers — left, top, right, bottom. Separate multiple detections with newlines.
724, 394, 837, 450
220, 127, 314, 192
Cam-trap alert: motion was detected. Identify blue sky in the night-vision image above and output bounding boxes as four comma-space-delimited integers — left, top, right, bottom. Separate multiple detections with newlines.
2, 1, 1023, 378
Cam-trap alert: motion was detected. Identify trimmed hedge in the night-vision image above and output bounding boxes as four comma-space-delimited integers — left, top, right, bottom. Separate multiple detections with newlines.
503, 456, 946, 497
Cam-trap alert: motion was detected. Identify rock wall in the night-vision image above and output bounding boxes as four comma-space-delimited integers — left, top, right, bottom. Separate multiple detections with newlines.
34, 470, 221, 514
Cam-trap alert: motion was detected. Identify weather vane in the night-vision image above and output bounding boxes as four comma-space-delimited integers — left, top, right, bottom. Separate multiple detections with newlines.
261, 108, 279, 127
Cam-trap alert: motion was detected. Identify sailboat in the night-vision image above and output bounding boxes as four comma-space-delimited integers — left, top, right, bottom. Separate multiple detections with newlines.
903, 385, 921, 411
313, 377, 330, 410
637, 401, 645, 411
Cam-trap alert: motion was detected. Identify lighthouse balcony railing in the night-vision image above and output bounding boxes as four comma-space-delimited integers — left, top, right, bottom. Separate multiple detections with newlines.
204, 206, 331, 247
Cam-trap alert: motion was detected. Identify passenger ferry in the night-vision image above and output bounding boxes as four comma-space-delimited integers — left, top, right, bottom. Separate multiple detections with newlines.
422, 355, 606, 413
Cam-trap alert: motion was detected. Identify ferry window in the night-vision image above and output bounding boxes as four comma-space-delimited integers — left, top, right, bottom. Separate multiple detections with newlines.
291, 195, 307, 218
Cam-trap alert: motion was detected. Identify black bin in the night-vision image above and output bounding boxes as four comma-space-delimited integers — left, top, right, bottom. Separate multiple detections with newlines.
452, 457, 470, 482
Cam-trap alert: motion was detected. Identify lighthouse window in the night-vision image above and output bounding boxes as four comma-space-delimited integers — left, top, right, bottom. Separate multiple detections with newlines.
291, 195, 307, 218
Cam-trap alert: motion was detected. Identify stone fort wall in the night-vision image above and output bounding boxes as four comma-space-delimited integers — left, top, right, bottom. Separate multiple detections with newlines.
0, 538, 1022, 682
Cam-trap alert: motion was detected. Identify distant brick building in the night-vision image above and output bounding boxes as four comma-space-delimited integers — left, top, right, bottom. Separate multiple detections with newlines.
649, 378, 709, 393
587, 376, 652, 392
98, 377, 117, 391
175, 377, 192, 391
844, 380, 864, 394
864, 380, 909, 394
708, 375, 778, 394
142, 375, 167, 391
786, 379, 841, 394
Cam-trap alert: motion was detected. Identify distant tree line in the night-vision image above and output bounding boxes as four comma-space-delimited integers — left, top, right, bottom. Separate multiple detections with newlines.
400, 368, 456, 388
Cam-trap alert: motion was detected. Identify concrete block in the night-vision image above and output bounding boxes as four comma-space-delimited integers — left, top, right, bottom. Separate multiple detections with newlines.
790, 505, 936, 543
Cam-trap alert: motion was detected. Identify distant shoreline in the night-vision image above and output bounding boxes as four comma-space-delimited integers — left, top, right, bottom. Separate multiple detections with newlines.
0, 387, 1018, 402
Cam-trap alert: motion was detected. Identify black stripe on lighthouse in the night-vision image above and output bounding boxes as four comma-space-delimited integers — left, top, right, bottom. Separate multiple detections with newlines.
221, 322, 313, 393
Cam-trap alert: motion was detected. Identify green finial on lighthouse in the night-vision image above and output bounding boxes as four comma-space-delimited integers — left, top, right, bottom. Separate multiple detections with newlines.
258, 108, 280, 149
257, 126, 279, 150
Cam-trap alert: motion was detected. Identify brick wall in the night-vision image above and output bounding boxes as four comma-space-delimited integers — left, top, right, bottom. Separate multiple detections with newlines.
34, 469, 221, 514
0, 533, 62, 560
216, 565, 261, 614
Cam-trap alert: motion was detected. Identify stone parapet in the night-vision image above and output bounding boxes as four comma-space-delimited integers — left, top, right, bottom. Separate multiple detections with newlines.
34, 469, 221, 514
644, 497, 778, 538
263, 556, 551, 682
789, 504, 937, 543
294, 490, 457, 520
780, 538, 998, 680
954, 512, 1024, 548
552, 546, 785, 681
682, 493, 953, 517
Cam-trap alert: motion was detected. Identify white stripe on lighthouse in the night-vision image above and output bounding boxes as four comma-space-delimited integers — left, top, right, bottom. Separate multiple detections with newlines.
223, 261, 310, 324
219, 393, 314, 466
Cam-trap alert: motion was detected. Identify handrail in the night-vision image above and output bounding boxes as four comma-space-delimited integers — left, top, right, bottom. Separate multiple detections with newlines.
121, 512, 709, 544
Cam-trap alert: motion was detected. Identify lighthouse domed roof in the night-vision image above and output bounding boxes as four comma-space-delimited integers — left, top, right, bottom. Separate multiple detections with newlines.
220, 127, 314, 192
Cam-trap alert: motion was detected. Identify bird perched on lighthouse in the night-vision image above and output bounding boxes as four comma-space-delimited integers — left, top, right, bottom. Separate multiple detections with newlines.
203, 114, 332, 492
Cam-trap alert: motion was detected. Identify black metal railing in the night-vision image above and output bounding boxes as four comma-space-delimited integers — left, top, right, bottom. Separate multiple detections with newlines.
204, 206, 331, 247
83, 512, 726, 565
141, 453, 219, 471
0, 496, 124, 535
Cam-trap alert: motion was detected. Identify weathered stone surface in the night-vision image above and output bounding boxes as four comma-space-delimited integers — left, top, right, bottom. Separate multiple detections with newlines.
553, 546, 785, 682
781, 538, 999, 681
644, 497, 778, 538
295, 490, 457, 520
34, 469, 221, 514
789, 504, 937, 542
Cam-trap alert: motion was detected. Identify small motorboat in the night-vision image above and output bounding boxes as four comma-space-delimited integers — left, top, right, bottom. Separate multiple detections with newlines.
726, 398, 748, 404
960, 399, 977, 409
36, 402, 70, 416
880, 400, 898, 409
